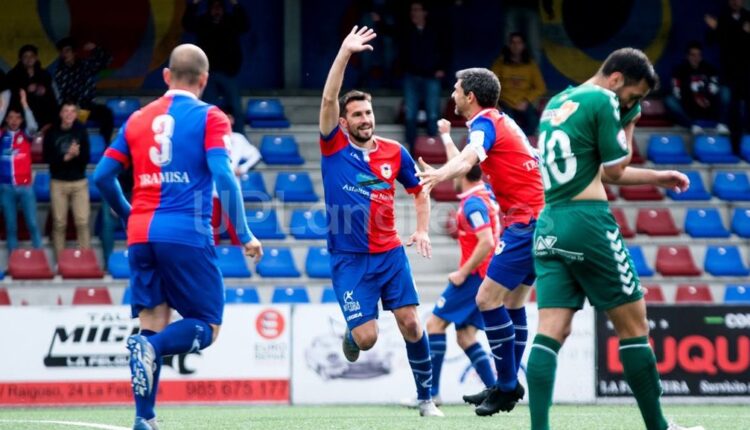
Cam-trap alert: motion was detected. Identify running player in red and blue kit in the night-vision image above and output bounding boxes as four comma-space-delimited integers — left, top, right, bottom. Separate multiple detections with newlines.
320, 27, 442, 417
93, 44, 262, 430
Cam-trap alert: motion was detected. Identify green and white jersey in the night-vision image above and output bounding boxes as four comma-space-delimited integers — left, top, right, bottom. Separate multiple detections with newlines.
537, 84, 640, 205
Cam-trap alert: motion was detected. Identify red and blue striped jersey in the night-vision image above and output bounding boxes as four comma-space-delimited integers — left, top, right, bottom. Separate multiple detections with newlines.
0, 130, 33, 186
456, 183, 500, 277
103, 90, 231, 247
320, 127, 422, 253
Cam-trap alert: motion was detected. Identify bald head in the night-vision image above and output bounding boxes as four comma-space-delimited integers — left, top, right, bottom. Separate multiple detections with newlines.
168, 44, 209, 86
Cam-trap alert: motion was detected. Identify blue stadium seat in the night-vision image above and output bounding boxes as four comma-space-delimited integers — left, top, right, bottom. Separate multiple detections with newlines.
260, 135, 305, 165
713, 171, 750, 201
122, 285, 132, 305
647, 134, 692, 164
704, 246, 749, 276
256, 247, 301, 277
666, 170, 711, 201
321, 286, 338, 303
239, 172, 271, 202
108, 250, 130, 279
271, 286, 310, 303
627, 245, 654, 277
731, 208, 750, 238
684, 208, 730, 238
87, 172, 101, 202
740, 135, 750, 162
289, 209, 327, 239
106, 98, 140, 127
274, 172, 319, 202
306, 246, 331, 278
693, 135, 739, 164
33, 172, 50, 202
724, 285, 750, 303
225, 287, 261, 304
216, 245, 252, 278
246, 209, 286, 239
246, 99, 290, 128
88, 133, 106, 164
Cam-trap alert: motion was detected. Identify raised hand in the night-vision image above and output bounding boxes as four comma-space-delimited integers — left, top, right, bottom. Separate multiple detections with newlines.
437, 118, 451, 135
340, 26, 377, 55
415, 157, 441, 195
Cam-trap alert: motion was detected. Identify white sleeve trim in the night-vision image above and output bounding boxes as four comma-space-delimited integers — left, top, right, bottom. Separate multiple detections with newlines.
601, 154, 629, 167
467, 130, 488, 162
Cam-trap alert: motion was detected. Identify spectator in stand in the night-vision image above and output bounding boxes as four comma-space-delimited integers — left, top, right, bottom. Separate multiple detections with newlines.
356, 0, 398, 88
399, 0, 449, 152
0, 90, 42, 251
664, 42, 730, 135
491, 32, 546, 135
183, 0, 249, 133
54, 37, 114, 143
43, 101, 91, 256
7, 44, 59, 132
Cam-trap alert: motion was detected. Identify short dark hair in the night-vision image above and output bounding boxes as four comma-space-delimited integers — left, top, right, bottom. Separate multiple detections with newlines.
339, 90, 372, 117
18, 44, 38, 59
56, 37, 76, 51
687, 41, 703, 53
456, 68, 501, 108
598, 47, 658, 90
502, 32, 531, 65
466, 163, 483, 182
61, 99, 79, 110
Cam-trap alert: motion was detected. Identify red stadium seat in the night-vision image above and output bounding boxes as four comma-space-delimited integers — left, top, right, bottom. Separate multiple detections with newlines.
414, 136, 447, 164
638, 98, 673, 127
636, 208, 679, 236
604, 185, 617, 201
8, 249, 54, 279
620, 185, 663, 201
0, 288, 10, 305
630, 136, 645, 165
611, 207, 635, 238
641, 284, 665, 303
656, 246, 701, 276
431, 180, 458, 202
443, 98, 465, 127
528, 288, 537, 302
31, 137, 44, 163
675, 284, 713, 303
72, 287, 113, 305
443, 208, 459, 239
58, 248, 104, 279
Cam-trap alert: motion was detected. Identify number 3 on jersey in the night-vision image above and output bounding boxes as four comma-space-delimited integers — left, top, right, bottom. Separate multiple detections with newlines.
150, 114, 175, 166
538, 130, 577, 190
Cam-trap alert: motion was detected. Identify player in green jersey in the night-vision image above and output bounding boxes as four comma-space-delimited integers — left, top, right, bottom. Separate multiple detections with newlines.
527, 48, 703, 430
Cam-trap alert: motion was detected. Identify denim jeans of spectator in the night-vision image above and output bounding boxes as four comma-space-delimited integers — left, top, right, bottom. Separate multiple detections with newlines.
0, 184, 42, 251
204, 71, 244, 133
100, 200, 114, 270
403, 74, 441, 150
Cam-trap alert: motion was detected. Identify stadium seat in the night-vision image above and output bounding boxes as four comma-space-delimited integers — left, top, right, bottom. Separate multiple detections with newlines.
619, 185, 663, 201
740, 135, 750, 162
246, 209, 286, 239
0, 288, 10, 305
274, 172, 319, 202
58, 248, 104, 279
306, 246, 331, 278
630, 136, 645, 164
655, 246, 701, 276
627, 245, 654, 277
246, 99, 290, 128
108, 250, 130, 279
431, 180, 458, 201
88, 133, 106, 164
731, 208, 750, 238
289, 209, 327, 239
724, 285, 750, 303
667, 170, 711, 201
647, 134, 691, 164
33, 171, 50, 202
528, 288, 537, 303
121, 286, 132, 305
271, 286, 310, 303
638, 98, 672, 127
260, 135, 305, 165
106, 98, 140, 127
443, 98, 465, 127
239, 172, 271, 202
635, 208, 679, 236
641, 284, 665, 303
72, 287, 113, 305
444, 208, 459, 239
256, 247, 301, 277
216, 246, 252, 278
604, 184, 617, 201
225, 287, 261, 304
8, 249, 54, 279
684, 208, 730, 238
611, 207, 635, 238
704, 246, 749, 276
321, 286, 338, 303
693, 135, 739, 164
31, 136, 43, 163
87, 172, 101, 202
713, 171, 750, 201
675, 284, 713, 303
413, 136, 447, 164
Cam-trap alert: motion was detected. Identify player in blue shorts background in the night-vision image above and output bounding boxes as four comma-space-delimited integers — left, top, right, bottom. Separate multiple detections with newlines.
94, 44, 262, 430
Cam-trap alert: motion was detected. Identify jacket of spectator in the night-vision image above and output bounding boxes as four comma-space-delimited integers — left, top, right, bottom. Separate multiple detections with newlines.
491, 58, 546, 109
43, 121, 90, 181
671, 59, 722, 120
182, 0, 249, 77
54, 46, 111, 109
7, 60, 58, 130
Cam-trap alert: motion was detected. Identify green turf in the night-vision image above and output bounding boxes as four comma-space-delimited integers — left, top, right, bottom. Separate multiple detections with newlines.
0, 404, 744, 429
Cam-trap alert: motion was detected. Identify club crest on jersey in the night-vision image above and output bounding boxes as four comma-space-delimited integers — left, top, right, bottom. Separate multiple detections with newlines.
380, 163, 392, 179
549, 100, 579, 126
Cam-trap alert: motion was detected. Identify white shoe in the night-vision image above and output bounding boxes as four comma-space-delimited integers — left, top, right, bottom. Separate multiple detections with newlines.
691, 125, 705, 135
716, 123, 730, 135
418, 399, 445, 417
400, 395, 442, 408
667, 422, 705, 430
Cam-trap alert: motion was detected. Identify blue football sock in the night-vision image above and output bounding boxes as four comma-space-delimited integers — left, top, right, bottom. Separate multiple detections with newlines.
464, 342, 496, 388
508, 307, 528, 374
428, 333, 446, 397
147, 318, 213, 358
405, 331, 433, 400
136, 330, 160, 420
481, 306, 517, 392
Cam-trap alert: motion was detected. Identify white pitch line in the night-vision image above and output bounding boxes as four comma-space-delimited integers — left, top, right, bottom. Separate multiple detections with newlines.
0, 419, 129, 430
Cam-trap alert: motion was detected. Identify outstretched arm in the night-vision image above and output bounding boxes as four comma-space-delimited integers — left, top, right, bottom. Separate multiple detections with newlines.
320, 26, 376, 136
405, 191, 432, 259
416, 146, 479, 195
602, 165, 689, 193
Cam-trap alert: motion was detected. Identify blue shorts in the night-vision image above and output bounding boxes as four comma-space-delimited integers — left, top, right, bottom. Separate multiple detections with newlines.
330, 246, 419, 329
432, 273, 484, 330
128, 242, 224, 325
485, 221, 536, 290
